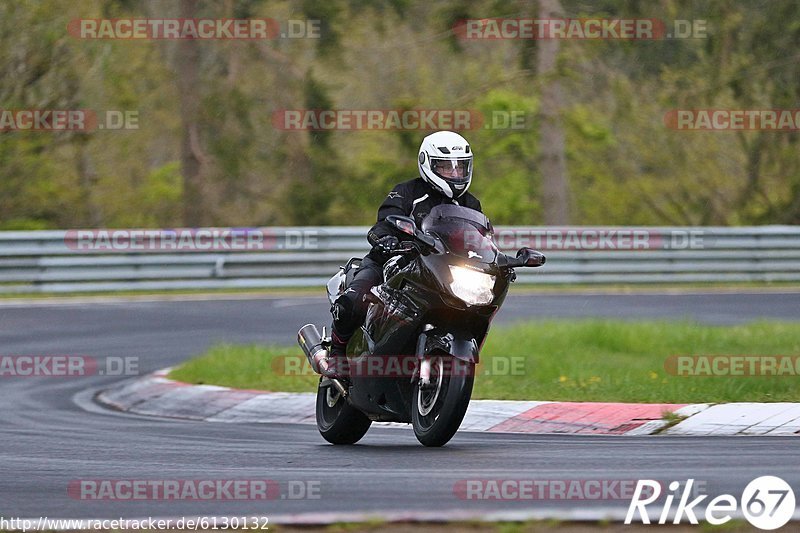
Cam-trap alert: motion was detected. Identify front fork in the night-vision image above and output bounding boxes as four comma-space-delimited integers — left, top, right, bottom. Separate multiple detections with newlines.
416, 327, 433, 388
415, 325, 480, 389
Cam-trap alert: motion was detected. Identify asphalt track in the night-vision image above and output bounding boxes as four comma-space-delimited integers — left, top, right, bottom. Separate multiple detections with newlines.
1, 291, 799, 522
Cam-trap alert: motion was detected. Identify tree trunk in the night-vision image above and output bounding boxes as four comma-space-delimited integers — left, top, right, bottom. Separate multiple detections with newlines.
75, 134, 102, 227
537, 0, 571, 224
176, 0, 207, 226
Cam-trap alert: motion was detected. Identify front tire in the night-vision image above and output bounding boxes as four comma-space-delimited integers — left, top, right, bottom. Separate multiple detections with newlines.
316, 379, 371, 445
412, 356, 474, 447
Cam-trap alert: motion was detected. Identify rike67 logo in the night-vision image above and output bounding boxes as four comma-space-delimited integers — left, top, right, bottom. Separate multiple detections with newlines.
626, 476, 795, 530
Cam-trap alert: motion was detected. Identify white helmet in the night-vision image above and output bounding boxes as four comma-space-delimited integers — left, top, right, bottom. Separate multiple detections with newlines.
418, 131, 473, 199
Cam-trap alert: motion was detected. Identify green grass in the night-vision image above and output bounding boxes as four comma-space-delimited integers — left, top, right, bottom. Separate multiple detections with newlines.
171, 343, 320, 393
169, 319, 800, 403
3, 280, 800, 300
0, 286, 322, 299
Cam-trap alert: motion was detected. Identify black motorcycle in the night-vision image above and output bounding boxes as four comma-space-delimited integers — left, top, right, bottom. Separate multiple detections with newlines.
298, 204, 545, 447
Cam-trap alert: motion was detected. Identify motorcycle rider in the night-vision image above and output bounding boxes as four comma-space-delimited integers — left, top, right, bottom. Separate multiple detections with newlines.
329, 130, 482, 359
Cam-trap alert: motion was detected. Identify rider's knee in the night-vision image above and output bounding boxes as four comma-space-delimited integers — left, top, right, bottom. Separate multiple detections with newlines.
331, 291, 360, 334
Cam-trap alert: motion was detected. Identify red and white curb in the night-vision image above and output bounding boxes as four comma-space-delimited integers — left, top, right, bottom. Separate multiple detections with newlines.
96, 369, 800, 436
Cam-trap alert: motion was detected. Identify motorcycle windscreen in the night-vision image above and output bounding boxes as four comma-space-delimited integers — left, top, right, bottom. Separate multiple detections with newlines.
422, 214, 498, 263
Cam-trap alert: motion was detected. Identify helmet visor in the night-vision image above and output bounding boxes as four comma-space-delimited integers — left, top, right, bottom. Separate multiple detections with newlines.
430, 157, 472, 184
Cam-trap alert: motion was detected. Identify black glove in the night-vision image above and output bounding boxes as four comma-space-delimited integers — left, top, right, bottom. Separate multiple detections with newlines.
372, 235, 400, 257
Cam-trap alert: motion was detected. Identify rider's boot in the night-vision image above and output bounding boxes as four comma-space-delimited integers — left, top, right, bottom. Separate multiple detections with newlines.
326, 327, 350, 378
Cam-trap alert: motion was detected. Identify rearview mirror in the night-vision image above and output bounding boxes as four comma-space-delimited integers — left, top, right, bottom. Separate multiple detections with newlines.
516, 248, 546, 267
386, 215, 416, 236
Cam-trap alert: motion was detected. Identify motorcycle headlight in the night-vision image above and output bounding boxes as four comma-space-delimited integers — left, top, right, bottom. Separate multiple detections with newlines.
448, 265, 496, 306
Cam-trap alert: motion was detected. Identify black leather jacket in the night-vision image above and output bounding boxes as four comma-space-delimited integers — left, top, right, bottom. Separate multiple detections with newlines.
366, 178, 482, 263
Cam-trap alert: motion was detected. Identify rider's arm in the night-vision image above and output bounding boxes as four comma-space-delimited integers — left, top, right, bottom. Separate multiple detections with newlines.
367, 184, 410, 246
463, 193, 482, 213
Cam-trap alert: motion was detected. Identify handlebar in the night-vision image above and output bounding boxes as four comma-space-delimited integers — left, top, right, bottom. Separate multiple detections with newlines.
384, 214, 545, 268
395, 240, 420, 254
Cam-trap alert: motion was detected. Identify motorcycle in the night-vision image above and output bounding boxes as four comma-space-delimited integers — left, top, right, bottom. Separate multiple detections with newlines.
297, 204, 545, 447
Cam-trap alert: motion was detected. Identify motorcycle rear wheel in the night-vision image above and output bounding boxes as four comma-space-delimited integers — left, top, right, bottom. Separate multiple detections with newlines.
412, 356, 474, 447
316, 378, 372, 445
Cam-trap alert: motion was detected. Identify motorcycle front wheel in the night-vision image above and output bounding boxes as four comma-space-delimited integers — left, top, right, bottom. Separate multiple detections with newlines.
316, 378, 371, 445
412, 355, 474, 447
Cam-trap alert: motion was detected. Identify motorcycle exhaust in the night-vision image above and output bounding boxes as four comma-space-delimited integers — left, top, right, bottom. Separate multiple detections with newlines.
297, 324, 348, 397
297, 323, 331, 375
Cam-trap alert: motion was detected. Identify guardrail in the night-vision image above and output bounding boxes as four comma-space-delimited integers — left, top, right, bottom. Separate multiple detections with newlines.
0, 226, 798, 293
